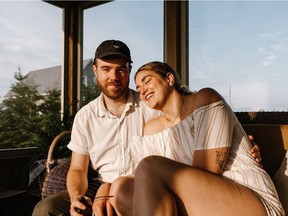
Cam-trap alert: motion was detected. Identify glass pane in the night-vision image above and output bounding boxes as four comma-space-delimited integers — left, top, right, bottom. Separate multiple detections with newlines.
83, 0, 163, 90
189, 1, 288, 111
0, 1, 62, 100
0, 1, 62, 150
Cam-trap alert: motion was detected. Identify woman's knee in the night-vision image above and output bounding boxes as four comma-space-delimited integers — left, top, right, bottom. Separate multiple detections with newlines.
135, 155, 168, 181
110, 176, 134, 203
109, 176, 134, 215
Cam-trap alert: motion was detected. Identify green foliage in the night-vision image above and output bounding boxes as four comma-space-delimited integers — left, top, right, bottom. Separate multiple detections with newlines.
81, 85, 101, 107
0, 70, 43, 149
0, 68, 101, 161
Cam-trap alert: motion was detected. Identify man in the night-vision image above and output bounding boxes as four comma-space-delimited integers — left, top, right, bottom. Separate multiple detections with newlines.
32, 39, 160, 216
32, 39, 261, 216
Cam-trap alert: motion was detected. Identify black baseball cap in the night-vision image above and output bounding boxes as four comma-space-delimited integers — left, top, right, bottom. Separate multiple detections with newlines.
94, 40, 132, 63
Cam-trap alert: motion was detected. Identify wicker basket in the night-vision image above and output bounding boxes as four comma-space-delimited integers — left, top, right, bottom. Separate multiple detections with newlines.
41, 130, 71, 199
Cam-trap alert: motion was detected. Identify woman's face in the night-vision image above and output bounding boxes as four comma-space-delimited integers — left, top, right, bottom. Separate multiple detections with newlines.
135, 69, 171, 110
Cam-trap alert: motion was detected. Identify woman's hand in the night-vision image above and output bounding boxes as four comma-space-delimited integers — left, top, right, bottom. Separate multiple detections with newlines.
93, 183, 114, 216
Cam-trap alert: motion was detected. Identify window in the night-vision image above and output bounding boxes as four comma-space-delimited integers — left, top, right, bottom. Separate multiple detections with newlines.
83, 75, 88, 87
0, 1, 62, 100
189, 1, 288, 111
0, 1, 62, 149
83, 0, 164, 90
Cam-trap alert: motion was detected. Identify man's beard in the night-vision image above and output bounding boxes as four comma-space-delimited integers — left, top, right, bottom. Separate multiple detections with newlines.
98, 81, 128, 99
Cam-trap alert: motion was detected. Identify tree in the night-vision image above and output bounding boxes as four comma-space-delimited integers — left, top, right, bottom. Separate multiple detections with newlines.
0, 67, 101, 160
81, 84, 101, 107
0, 68, 43, 148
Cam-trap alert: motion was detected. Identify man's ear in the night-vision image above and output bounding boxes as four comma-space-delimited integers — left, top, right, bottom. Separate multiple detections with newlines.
93, 64, 97, 76
166, 72, 175, 86
129, 64, 132, 74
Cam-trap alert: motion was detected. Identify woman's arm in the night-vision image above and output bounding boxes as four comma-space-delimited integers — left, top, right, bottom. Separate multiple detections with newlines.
193, 147, 230, 174
192, 88, 232, 174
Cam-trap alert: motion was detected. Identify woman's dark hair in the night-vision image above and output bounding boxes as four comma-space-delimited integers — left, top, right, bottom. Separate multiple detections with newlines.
135, 61, 192, 95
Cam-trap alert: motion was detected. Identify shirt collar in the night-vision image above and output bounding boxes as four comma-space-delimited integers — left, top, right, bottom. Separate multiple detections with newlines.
97, 89, 140, 118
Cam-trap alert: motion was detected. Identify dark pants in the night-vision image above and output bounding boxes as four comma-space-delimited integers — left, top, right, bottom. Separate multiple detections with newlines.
32, 181, 101, 216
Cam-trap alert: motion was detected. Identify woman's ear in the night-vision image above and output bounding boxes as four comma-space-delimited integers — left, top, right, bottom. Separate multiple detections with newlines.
166, 72, 175, 86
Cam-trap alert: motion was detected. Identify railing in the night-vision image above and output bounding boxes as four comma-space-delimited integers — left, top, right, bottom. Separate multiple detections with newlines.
236, 111, 288, 124
0, 147, 38, 190
0, 147, 38, 216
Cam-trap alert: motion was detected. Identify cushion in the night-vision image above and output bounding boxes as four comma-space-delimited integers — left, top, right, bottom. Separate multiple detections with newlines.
242, 124, 287, 177
41, 159, 70, 199
273, 151, 288, 213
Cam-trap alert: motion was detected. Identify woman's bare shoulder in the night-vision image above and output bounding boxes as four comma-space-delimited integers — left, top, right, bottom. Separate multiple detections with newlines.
193, 87, 224, 109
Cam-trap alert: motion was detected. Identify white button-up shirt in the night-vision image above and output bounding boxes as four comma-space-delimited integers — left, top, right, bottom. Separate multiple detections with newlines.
67, 89, 159, 183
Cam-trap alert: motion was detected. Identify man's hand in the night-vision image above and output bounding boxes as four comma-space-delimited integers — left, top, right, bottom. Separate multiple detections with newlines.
248, 135, 263, 167
70, 195, 93, 216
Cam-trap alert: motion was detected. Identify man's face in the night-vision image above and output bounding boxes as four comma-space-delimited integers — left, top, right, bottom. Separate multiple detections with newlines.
93, 57, 131, 99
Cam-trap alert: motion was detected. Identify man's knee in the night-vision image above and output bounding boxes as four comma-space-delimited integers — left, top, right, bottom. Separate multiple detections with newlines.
32, 198, 54, 216
32, 191, 70, 216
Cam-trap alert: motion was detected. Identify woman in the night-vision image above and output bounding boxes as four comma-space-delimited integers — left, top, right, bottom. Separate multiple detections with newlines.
94, 61, 283, 216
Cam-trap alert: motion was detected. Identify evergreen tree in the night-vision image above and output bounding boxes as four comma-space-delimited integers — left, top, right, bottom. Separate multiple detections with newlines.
0, 68, 42, 148
0, 67, 101, 160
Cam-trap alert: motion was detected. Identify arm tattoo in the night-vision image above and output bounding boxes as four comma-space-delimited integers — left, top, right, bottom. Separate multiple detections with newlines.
215, 150, 227, 170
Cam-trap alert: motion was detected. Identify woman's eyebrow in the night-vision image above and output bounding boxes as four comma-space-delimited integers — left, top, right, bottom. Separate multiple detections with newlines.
135, 75, 151, 89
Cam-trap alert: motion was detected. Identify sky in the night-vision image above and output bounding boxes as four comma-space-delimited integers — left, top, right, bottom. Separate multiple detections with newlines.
0, 0, 163, 100
0, 1, 62, 98
189, 1, 288, 111
0, 0, 288, 111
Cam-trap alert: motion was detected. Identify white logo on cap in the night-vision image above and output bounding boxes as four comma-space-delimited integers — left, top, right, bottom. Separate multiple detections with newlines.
113, 44, 120, 49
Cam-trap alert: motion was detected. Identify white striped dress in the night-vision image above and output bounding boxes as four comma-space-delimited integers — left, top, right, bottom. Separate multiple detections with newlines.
131, 100, 284, 216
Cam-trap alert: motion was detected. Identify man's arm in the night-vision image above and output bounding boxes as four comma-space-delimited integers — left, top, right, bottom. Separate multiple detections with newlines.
67, 151, 91, 215
249, 135, 263, 166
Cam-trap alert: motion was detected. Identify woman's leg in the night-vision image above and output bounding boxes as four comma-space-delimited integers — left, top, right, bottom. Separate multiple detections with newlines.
109, 176, 135, 216
133, 156, 178, 216
133, 156, 268, 216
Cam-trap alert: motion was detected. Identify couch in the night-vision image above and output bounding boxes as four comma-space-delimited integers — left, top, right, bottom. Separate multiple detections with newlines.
243, 124, 288, 214
37, 124, 288, 213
